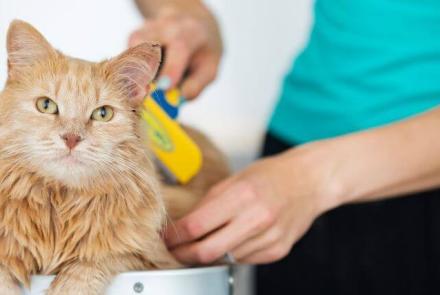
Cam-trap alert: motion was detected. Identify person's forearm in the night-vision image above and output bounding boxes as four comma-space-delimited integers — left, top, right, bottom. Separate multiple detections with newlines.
297, 106, 440, 210
134, 0, 208, 17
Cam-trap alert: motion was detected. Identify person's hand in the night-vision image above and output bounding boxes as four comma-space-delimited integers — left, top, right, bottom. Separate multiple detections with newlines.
165, 143, 341, 264
129, 4, 222, 99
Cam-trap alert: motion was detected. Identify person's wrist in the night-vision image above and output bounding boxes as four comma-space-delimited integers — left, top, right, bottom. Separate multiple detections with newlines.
284, 140, 348, 216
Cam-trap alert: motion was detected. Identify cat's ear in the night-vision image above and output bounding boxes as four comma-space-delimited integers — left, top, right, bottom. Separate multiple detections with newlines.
106, 42, 161, 107
7, 20, 56, 75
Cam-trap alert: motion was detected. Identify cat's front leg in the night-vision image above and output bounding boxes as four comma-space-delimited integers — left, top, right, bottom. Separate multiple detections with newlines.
47, 255, 147, 295
0, 265, 21, 295
142, 235, 182, 269
47, 262, 107, 295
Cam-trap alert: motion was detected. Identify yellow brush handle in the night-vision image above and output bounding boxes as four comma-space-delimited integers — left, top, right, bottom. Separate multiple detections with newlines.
142, 96, 202, 184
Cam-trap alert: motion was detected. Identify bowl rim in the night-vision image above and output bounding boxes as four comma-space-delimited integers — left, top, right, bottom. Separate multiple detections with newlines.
30, 265, 231, 280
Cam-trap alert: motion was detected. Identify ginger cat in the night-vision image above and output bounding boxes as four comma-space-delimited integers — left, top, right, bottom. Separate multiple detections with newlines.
0, 20, 228, 295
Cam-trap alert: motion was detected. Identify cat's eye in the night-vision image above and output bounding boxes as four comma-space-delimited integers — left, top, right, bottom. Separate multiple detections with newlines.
36, 97, 58, 114
91, 106, 114, 122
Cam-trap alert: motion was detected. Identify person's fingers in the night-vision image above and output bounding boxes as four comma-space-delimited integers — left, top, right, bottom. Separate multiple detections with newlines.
128, 22, 159, 47
231, 209, 293, 260
180, 55, 219, 99
171, 204, 273, 264
128, 21, 193, 88
157, 40, 193, 89
128, 30, 146, 48
157, 17, 209, 89
239, 242, 292, 265
231, 226, 282, 260
128, 15, 219, 93
164, 185, 241, 248
196, 176, 238, 207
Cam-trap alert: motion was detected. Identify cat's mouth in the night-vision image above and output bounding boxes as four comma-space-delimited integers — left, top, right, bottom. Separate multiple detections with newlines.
57, 152, 84, 166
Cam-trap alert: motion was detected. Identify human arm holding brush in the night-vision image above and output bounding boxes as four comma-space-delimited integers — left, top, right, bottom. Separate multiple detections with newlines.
165, 106, 440, 264
129, 0, 440, 270
130, 0, 222, 99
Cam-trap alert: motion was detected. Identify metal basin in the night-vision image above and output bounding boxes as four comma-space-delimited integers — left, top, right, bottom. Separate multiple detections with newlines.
22, 266, 232, 295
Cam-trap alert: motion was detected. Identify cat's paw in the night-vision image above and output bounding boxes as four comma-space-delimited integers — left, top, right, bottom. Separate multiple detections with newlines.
47, 283, 103, 295
47, 289, 95, 295
47, 277, 105, 295
0, 284, 21, 295
0, 270, 21, 295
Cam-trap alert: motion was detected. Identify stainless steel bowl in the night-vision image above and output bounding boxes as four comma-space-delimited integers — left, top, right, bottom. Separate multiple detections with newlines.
22, 266, 233, 295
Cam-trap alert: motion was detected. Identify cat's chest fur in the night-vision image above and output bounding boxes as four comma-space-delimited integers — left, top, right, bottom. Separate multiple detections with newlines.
0, 161, 164, 278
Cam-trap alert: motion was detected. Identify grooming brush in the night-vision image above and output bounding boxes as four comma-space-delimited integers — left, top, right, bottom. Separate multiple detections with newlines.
141, 83, 202, 184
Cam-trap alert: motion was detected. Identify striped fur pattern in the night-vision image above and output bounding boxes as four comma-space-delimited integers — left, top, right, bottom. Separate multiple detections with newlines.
0, 20, 228, 295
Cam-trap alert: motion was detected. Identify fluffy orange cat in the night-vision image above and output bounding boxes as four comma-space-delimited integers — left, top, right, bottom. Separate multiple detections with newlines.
0, 20, 228, 294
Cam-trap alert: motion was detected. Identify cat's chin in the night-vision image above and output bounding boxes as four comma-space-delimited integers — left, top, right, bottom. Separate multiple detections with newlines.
40, 159, 97, 189
58, 154, 83, 166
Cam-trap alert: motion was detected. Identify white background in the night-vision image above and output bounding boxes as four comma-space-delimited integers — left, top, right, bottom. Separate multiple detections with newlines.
0, 0, 312, 169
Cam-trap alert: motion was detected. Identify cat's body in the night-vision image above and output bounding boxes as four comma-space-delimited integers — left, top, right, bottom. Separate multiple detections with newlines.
0, 20, 228, 295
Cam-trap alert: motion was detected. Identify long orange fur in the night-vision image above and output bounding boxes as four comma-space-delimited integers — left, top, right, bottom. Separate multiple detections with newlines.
0, 20, 228, 295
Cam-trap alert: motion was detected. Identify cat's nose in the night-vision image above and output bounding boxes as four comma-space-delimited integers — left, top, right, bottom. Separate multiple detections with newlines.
61, 133, 83, 150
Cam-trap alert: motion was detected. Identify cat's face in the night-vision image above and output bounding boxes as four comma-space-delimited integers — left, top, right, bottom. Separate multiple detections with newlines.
0, 20, 161, 188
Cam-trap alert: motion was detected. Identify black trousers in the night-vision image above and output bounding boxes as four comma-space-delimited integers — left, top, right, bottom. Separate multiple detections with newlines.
256, 133, 440, 295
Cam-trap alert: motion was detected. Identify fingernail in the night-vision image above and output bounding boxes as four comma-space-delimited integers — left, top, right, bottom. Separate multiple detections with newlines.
157, 76, 172, 90
179, 96, 187, 106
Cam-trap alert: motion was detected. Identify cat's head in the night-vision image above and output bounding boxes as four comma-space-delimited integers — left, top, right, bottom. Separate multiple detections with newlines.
0, 20, 161, 188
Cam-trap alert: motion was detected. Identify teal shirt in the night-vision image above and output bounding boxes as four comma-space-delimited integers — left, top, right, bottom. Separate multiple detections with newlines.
269, 0, 440, 144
